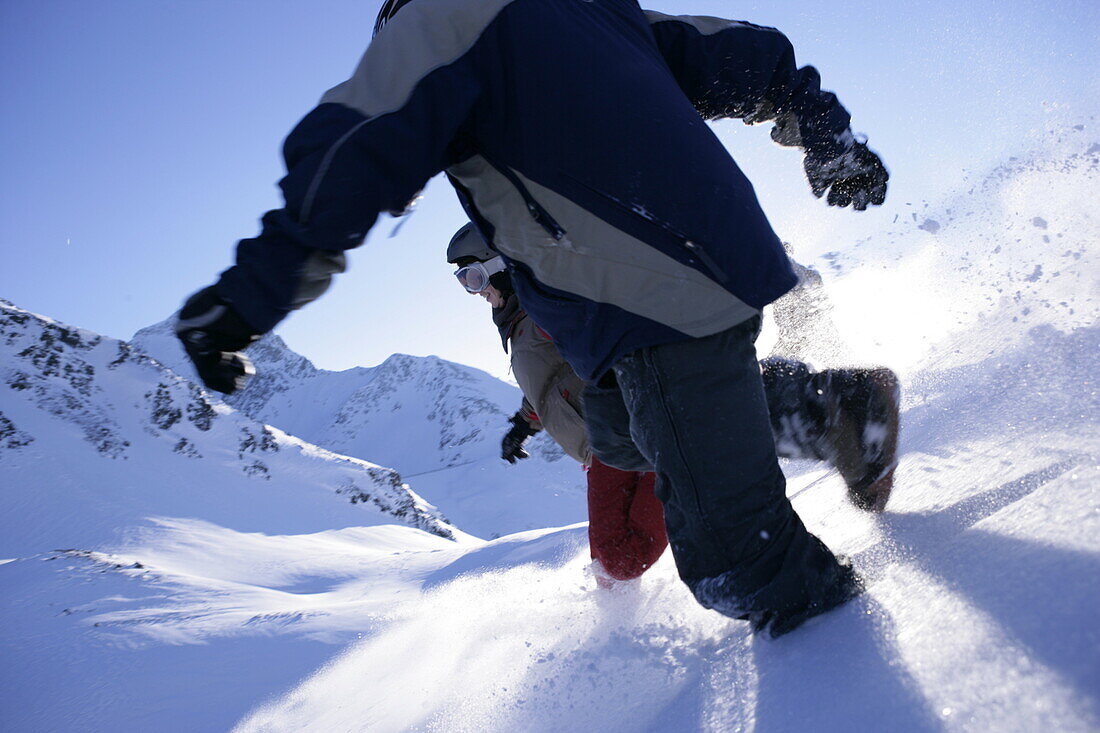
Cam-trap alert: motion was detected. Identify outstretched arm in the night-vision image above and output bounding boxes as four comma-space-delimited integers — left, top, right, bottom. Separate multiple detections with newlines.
645, 12, 887, 210
177, 3, 502, 392
218, 14, 487, 334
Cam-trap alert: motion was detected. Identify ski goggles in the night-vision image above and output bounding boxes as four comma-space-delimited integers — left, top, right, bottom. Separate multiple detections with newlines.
454, 256, 506, 293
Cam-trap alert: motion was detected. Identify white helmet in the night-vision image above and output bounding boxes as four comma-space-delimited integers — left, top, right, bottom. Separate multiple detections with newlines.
447, 223, 497, 264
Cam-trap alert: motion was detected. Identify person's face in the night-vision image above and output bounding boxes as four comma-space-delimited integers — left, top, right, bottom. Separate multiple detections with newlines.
476, 284, 505, 308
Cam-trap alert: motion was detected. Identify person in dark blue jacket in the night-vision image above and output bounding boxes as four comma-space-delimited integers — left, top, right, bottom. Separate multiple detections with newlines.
175, 0, 890, 637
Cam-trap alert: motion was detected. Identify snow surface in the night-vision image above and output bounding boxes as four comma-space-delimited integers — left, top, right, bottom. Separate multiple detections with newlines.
2, 124, 1098, 732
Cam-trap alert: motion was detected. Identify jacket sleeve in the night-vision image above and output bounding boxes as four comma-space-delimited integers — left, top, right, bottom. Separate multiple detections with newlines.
519, 397, 543, 432
644, 11, 854, 158
215, 5, 489, 333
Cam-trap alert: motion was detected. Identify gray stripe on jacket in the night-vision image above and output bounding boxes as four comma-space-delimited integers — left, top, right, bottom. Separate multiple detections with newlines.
448, 155, 759, 338
320, 0, 515, 117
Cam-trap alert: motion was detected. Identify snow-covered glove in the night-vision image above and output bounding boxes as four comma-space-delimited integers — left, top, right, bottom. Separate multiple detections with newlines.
175, 286, 260, 395
804, 142, 889, 211
501, 412, 539, 464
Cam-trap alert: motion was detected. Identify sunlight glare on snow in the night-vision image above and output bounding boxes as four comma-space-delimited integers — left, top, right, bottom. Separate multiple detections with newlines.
235, 547, 732, 733
827, 245, 958, 373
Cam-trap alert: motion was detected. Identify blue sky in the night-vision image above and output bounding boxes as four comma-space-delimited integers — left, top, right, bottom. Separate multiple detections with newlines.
1, 0, 1097, 379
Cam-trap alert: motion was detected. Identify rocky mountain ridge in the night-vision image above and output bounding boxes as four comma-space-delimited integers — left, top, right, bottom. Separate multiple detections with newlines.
132, 318, 566, 476
0, 299, 458, 554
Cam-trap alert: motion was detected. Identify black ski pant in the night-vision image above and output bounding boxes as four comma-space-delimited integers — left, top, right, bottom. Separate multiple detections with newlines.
583, 317, 850, 626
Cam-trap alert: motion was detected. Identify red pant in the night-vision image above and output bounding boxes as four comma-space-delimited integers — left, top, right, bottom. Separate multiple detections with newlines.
587, 455, 668, 580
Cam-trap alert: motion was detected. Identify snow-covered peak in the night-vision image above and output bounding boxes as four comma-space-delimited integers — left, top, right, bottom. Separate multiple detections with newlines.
130, 311, 584, 539
132, 316, 562, 477
134, 315, 319, 378
0, 300, 459, 556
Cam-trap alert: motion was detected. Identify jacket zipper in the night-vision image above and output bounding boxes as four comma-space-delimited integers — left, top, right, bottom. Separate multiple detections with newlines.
561, 172, 729, 284
481, 155, 567, 241
681, 240, 728, 284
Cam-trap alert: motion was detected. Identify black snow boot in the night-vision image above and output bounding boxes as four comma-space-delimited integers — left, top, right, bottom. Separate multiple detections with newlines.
820, 367, 901, 512
751, 555, 866, 639
761, 359, 901, 512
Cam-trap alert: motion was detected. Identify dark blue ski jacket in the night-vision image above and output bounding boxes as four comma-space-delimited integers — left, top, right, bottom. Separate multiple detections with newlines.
216, 0, 858, 381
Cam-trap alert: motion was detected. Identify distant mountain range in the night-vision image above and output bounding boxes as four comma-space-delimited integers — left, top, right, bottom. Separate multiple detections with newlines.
130, 317, 588, 540
131, 320, 553, 477
0, 299, 461, 557
1, 298, 586, 554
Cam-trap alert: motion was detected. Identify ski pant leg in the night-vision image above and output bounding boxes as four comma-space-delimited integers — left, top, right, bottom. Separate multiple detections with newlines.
583, 372, 653, 472
587, 456, 668, 580
590, 355, 829, 468
610, 317, 852, 628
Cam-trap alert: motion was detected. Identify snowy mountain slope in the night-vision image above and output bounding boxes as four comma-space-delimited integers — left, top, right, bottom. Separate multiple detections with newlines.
2, 123, 1099, 732
0, 522, 463, 732
132, 320, 544, 474
7, 364, 1094, 733
133, 318, 587, 538
809, 122, 1099, 375
0, 299, 458, 557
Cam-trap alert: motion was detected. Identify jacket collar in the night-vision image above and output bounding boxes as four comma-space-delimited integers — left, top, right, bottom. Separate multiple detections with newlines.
491, 292, 523, 352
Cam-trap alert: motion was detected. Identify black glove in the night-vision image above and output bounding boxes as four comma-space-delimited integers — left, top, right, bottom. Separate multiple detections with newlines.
175, 286, 260, 395
804, 141, 889, 211
501, 412, 539, 464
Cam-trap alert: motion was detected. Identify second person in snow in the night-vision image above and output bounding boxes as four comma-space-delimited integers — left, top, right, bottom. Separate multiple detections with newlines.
447, 223, 902, 588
